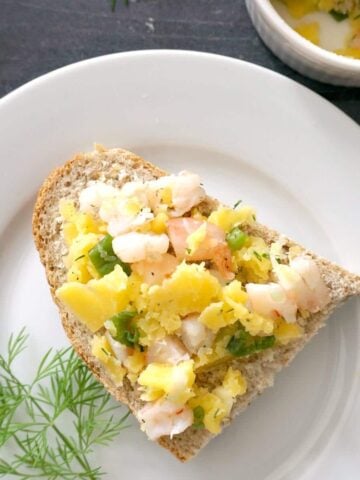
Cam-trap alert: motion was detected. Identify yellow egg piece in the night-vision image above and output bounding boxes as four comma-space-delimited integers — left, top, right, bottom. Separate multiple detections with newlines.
244, 312, 275, 336
198, 302, 226, 331
60, 200, 104, 245
335, 47, 360, 59
233, 236, 272, 283
91, 335, 126, 386
138, 360, 195, 404
284, 0, 318, 18
189, 388, 228, 434
124, 350, 146, 375
222, 280, 247, 306
63, 223, 78, 246
146, 262, 221, 318
195, 332, 233, 370
274, 319, 304, 345
150, 212, 169, 234
317, 0, 337, 11
56, 265, 129, 332
66, 259, 93, 283
186, 223, 207, 255
222, 367, 247, 397
295, 22, 320, 45
208, 205, 256, 232
66, 233, 100, 266
91, 335, 112, 364
198, 301, 238, 332
158, 187, 172, 206
59, 199, 77, 221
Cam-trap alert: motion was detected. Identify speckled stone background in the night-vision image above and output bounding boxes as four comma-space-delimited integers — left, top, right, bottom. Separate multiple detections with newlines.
1, 0, 359, 123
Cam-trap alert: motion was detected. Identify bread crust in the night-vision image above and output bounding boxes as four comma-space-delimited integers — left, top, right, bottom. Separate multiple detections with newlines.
32, 146, 360, 461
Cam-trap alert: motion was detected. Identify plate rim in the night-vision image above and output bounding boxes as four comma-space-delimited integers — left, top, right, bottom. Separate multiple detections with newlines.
0, 49, 359, 132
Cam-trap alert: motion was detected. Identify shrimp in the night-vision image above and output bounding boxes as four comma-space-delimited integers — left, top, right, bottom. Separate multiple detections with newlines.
181, 314, 215, 354
99, 192, 154, 236
212, 243, 235, 281
272, 263, 313, 311
289, 256, 330, 312
80, 181, 156, 236
112, 232, 169, 263
120, 180, 150, 206
149, 171, 206, 217
246, 282, 298, 323
131, 253, 179, 285
104, 331, 129, 363
79, 182, 119, 215
146, 336, 190, 365
138, 399, 193, 440
168, 217, 234, 280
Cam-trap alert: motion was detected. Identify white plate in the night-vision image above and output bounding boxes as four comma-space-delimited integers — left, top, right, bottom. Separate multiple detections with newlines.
0, 50, 359, 480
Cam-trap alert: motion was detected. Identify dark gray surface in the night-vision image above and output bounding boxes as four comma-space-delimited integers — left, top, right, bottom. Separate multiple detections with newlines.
1, 0, 359, 123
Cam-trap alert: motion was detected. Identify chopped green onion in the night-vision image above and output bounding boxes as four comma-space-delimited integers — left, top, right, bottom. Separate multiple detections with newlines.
109, 310, 140, 348
226, 227, 248, 251
233, 199, 242, 209
226, 326, 275, 357
192, 406, 205, 429
329, 9, 348, 21
89, 234, 131, 277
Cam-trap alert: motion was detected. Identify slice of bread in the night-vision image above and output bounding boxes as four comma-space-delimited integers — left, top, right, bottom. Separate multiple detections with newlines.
33, 146, 360, 462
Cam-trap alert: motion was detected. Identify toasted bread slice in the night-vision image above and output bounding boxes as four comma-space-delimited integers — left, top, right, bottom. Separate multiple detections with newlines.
33, 146, 360, 461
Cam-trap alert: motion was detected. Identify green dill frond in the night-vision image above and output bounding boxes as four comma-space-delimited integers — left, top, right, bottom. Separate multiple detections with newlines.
0, 329, 129, 479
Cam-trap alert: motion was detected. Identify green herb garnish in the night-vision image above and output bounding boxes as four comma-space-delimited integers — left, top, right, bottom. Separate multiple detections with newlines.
0, 329, 129, 479
89, 234, 131, 277
253, 251, 262, 261
110, 310, 140, 348
227, 326, 275, 357
192, 406, 205, 429
233, 200, 242, 209
226, 227, 248, 251
329, 9, 349, 21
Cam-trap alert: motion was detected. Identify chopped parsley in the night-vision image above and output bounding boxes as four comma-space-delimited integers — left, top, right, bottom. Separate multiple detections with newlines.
227, 325, 276, 357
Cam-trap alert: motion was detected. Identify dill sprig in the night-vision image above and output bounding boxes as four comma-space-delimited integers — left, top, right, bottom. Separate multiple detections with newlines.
0, 328, 129, 479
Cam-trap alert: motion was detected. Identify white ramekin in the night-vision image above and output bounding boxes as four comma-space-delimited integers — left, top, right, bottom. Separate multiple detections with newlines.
245, 0, 360, 87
